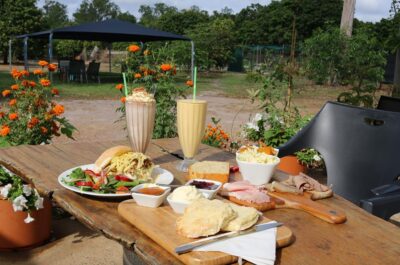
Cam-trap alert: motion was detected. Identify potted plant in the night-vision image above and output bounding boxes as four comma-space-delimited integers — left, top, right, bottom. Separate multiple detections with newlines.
0, 167, 51, 250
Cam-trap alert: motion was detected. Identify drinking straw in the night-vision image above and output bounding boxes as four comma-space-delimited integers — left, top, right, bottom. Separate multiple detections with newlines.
122, 72, 128, 97
193, 66, 197, 101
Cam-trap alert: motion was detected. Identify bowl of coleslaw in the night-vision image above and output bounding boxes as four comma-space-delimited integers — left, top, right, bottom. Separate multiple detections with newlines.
236, 145, 280, 185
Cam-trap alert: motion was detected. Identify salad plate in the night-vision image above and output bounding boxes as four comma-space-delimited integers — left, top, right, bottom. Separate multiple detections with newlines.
58, 164, 174, 198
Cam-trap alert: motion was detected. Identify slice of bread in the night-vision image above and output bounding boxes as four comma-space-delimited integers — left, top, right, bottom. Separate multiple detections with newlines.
188, 161, 230, 183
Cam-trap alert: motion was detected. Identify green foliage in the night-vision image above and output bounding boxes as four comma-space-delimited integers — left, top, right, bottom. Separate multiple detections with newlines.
303, 27, 347, 84
304, 27, 387, 107
295, 148, 323, 169
43, 0, 69, 29
0, 0, 44, 63
55, 40, 84, 58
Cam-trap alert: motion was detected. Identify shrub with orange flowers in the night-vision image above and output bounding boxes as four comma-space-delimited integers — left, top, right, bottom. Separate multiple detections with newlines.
117, 44, 187, 138
202, 117, 230, 148
0, 61, 76, 146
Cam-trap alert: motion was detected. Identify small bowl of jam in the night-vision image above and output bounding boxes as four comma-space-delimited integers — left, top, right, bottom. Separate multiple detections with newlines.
185, 179, 222, 199
131, 184, 170, 208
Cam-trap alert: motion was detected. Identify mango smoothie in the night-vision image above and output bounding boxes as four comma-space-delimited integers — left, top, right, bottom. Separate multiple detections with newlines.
177, 99, 207, 161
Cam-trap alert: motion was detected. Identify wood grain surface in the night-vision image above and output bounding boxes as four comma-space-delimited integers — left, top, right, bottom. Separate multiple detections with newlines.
118, 199, 293, 265
0, 138, 399, 265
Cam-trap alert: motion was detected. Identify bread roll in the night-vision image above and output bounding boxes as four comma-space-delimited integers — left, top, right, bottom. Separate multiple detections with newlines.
94, 145, 131, 172
222, 204, 260, 232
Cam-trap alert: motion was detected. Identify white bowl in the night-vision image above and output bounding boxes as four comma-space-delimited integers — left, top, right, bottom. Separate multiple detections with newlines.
236, 155, 280, 185
166, 194, 192, 214
131, 184, 170, 208
185, 179, 222, 199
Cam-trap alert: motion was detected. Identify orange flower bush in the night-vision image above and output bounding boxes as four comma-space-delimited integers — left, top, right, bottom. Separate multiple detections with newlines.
0, 60, 75, 145
202, 117, 230, 148
47, 64, 57, 72
134, 73, 142, 79
115, 84, 123, 90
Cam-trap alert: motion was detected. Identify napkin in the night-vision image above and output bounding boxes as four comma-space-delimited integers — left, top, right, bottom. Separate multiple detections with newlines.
194, 221, 277, 265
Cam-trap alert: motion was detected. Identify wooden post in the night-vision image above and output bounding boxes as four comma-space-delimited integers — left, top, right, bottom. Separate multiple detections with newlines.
340, 0, 356, 36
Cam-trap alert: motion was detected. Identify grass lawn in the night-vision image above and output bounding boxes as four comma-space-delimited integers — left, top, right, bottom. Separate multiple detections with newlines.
0, 70, 259, 99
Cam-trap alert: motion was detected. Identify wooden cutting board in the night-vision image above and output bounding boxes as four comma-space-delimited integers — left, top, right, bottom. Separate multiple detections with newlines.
118, 199, 293, 265
267, 191, 347, 224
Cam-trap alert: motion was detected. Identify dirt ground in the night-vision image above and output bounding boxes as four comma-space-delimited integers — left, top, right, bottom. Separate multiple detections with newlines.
53, 90, 336, 145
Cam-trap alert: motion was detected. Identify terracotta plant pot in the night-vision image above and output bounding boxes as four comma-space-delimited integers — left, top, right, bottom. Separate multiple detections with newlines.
277, 155, 307, 175
0, 197, 52, 251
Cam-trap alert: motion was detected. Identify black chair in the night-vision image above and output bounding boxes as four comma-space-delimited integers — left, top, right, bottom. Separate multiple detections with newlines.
278, 101, 400, 220
86, 61, 101, 83
68, 60, 86, 83
377, 95, 400, 112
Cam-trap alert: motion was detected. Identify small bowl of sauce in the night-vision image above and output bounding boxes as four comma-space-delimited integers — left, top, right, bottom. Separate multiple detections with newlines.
131, 184, 170, 208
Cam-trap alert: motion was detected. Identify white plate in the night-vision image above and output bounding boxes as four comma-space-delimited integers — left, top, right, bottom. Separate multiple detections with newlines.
58, 164, 174, 198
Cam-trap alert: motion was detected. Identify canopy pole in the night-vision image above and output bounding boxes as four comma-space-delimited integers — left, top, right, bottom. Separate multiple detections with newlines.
49, 33, 53, 81
191, 41, 195, 81
23, 37, 28, 70
108, 43, 112, 73
8, 39, 12, 70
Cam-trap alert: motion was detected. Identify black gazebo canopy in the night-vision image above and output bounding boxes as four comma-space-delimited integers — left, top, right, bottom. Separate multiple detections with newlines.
11, 19, 193, 75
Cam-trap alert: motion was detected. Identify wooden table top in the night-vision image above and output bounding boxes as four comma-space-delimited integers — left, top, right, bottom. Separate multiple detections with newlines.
0, 138, 399, 265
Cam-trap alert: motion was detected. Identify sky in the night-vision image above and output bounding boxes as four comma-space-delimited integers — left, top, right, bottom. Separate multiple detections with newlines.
37, 0, 393, 23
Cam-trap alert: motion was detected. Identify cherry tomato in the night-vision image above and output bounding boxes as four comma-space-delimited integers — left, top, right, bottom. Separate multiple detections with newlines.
115, 175, 132, 182
116, 186, 129, 192
76, 181, 93, 187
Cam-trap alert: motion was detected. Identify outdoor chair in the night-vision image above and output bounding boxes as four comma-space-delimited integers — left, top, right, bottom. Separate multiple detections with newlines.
278, 101, 400, 220
68, 60, 86, 83
86, 61, 101, 83
377, 95, 400, 112
58, 60, 70, 82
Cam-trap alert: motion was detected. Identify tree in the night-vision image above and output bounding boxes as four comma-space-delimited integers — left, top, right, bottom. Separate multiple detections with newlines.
138, 3, 178, 28
0, 0, 44, 63
73, 0, 120, 24
43, 0, 69, 29
117, 11, 136, 24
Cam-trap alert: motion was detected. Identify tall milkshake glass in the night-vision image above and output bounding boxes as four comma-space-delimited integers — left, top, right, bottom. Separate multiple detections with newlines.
125, 91, 156, 153
176, 99, 207, 172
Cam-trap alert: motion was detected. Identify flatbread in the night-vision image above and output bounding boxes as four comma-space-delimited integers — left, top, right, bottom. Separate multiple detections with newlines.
176, 199, 236, 238
222, 203, 260, 232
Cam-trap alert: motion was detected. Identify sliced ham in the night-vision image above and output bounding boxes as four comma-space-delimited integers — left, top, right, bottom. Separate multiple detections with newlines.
221, 180, 271, 204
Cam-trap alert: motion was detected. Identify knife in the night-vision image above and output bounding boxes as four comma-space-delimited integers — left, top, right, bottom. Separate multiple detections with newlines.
175, 222, 282, 254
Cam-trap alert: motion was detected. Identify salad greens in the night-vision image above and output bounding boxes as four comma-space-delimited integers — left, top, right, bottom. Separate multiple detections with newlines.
63, 168, 145, 194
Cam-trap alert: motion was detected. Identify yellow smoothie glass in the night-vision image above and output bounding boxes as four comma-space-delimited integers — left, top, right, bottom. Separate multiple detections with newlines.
176, 99, 207, 172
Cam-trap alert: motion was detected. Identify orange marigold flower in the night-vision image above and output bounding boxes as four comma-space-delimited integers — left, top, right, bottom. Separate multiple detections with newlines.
9, 99, 16, 106
207, 124, 212, 129
48, 64, 57, 72
34, 69, 44, 75
40, 78, 51, 87
52, 104, 64, 116
134, 73, 142, 79
120, 97, 126, 103
2, 90, 11, 97
128, 45, 140, 53
38, 60, 49, 67
143, 49, 151, 56
115, 84, 124, 90
21, 80, 30, 87
28, 117, 39, 129
8, 113, 18, 120
186, 80, 194, 87
51, 88, 59, 95
0, 125, 10, 136
40, 126, 48, 134
21, 70, 29, 77
11, 69, 22, 79
160, 64, 172, 72
208, 132, 213, 137
29, 81, 36, 88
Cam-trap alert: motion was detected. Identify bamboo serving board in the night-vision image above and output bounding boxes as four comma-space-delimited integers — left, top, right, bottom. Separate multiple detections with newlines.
267, 191, 347, 224
118, 199, 293, 265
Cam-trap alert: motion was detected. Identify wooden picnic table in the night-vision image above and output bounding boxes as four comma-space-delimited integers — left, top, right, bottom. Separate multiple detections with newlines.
0, 138, 399, 265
